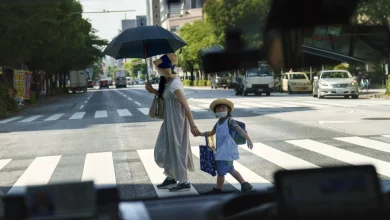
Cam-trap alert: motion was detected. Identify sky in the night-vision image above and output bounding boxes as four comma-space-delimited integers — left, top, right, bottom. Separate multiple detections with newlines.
79, 0, 147, 41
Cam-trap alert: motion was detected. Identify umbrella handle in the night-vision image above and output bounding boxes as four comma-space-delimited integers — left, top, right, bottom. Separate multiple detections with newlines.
143, 39, 149, 83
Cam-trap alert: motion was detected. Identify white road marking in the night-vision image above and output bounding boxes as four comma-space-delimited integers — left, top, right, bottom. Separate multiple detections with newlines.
0, 159, 11, 171
335, 137, 390, 153
318, 121, 358, 124
85, 101, 88, 104
189, 105, 207, 112
127, 97, 132, 101
95, 110, 108, 118
18, 115, 43, 123
134, 101, 141, 106
80, 105, 84, 110
69, 112, 86, 120
138, 108, 150, 115
44, 113, 65, 121
0, 117, 22, 123
82, 152, 116, 187
191, 146, 272, 192
7, 156, 61, 195
239, 143, 319, 169
286, 139, 390, 177
137, 149, 199, 198
117, 109, 132, 116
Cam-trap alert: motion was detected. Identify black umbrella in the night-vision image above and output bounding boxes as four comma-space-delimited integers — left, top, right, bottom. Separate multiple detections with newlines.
103, 26, 187, 81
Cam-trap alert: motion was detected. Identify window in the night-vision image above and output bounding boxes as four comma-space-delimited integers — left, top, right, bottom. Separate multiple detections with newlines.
155, 14, 158, 18
154, 4, 157, 8
290, 74, 308, 80
170, 26, 179, 32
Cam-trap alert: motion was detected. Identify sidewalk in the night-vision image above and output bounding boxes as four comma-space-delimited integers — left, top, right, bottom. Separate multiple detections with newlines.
359, 89, 388, 99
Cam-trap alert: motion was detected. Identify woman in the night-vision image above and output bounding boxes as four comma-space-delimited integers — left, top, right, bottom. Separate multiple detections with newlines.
145, 53, 201, 192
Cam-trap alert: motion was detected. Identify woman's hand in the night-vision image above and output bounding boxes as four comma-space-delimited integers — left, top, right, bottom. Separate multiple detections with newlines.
145, 82, 155, 94
191, 125, 201, 137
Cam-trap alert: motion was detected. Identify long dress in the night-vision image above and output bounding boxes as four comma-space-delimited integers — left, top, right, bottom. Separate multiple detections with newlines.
154, 76, 195, 183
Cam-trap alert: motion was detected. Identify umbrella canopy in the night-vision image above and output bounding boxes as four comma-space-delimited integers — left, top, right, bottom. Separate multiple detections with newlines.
103, 25, 187, 59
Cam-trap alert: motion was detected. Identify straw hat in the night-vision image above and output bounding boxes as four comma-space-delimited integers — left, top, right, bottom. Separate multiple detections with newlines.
209, 98, 234, 113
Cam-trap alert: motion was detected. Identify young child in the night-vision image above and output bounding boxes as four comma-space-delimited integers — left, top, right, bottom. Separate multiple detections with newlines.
200, 98, 254, 194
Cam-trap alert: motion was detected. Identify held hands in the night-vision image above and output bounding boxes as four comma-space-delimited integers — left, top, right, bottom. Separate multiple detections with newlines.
145, 82, 155, 94
191, 125, 201, 137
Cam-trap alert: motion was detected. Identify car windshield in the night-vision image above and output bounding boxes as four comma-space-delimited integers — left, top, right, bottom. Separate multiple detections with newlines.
321, 71, 352, 79
247, 67, 272, 77
217, 72, 230, 77
290, 74, 308, 80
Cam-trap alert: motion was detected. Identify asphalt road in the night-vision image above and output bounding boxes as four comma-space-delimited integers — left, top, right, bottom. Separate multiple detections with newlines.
1, 85, 390, 201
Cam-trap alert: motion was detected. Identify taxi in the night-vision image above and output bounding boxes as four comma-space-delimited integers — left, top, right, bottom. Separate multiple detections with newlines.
280, 72, 312, 94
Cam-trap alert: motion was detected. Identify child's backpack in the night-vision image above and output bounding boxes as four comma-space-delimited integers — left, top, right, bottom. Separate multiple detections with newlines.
228, 117, 247, 145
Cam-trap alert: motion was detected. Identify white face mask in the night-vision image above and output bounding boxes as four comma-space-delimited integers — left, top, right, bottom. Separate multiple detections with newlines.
215, 111, 228, 118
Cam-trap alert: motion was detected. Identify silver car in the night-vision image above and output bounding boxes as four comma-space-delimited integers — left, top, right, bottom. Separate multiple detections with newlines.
312, 70, 359, 99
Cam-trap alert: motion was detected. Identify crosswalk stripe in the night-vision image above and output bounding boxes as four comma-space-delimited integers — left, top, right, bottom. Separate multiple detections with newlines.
191, 146, 272, 192
307, 101, 355, 107
283, 101, 329, 108
44, 113, 65, 121
239, 143, 319, 169
82, 152, 116, 187
95, 110, 108, 118
241, 102, 274, 108
137, 149, 199, 197
260, 102, 300, 108
138, 108, 150, 115
382, 135, 390, 138
0, 159, 11, 171
117, 109, 132, 116
69, 112, 86, 120
18, 115, 43, 122
0, 117, 22, 123
189, 105, 207, 112
334, 137, 390, 153
234, 104, 254, 109
286, 139, 390, 177
7, 155, 61, 195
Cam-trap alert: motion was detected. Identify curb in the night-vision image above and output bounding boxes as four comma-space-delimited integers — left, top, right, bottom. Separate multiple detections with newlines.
359, 93, 388, 99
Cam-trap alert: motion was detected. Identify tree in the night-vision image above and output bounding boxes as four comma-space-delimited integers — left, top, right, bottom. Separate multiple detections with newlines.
353, 0, 390, 84
178, 20, 219, 79
106, 66, 119, 79
203, 0, 271, 46
0, 0, 107, 95
123, 59, 146, 79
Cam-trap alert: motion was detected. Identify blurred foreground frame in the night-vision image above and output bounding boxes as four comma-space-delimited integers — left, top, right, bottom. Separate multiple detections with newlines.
201, 0, 389, 73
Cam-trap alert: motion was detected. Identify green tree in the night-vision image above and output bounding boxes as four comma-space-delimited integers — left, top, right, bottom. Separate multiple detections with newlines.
123, 59, 146, 79
203, 0, 271, 46
0, 0, 107, 95
178, 20, 219, 79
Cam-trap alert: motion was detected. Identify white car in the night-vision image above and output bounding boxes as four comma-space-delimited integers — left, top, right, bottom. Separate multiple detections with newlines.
312, 70, 359, 99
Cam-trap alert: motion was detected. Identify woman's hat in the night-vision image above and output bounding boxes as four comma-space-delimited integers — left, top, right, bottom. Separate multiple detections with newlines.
209, 98, 234, 113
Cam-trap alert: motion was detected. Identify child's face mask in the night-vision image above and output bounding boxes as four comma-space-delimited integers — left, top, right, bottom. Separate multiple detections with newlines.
216, 111, 228, 118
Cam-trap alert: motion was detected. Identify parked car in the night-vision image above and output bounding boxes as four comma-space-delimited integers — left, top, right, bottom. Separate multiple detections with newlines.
99, 80, 110, 89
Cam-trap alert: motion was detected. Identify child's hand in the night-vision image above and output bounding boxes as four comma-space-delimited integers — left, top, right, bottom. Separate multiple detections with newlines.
247, 140, 253, 150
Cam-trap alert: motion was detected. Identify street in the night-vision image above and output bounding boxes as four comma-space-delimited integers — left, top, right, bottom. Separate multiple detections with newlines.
1, 86, 390, 200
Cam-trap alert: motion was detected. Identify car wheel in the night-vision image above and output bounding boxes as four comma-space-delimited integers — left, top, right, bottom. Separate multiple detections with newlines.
266, 92, 270, 96
352, 95, 359, 99
288, 86, 292, 94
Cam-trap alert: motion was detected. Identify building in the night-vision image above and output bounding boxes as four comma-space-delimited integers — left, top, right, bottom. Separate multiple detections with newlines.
161, 8, 203, 35
146, 0, 161, 26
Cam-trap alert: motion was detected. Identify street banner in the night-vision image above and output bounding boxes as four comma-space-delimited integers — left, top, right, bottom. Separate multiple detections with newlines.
14, 70, 33, 100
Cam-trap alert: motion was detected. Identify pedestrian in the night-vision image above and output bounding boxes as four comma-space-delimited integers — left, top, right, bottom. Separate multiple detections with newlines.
199, 98, 254, 194
145, 53, 201, 192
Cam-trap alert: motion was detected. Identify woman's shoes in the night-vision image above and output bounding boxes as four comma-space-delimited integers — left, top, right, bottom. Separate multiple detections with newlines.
169, 182, 191, 192
157, 178, 177, 189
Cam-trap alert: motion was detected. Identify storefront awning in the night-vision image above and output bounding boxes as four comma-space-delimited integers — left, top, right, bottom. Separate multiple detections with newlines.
302, 45, 366, 65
